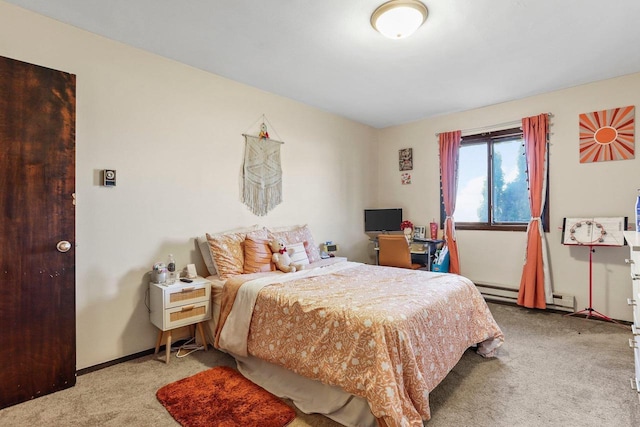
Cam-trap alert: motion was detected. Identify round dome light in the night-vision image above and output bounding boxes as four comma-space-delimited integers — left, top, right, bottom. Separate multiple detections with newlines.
371, 0, 428, 39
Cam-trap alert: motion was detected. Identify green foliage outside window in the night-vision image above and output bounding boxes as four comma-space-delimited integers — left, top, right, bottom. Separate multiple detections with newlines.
448, 127, 548, 232
477, 140, 531, 223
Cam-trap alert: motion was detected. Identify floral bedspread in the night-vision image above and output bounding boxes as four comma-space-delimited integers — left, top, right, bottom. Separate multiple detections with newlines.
216, 262, 504, 427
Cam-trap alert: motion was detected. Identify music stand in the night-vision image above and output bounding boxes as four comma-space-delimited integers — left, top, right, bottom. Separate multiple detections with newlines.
561, 217, 626, 324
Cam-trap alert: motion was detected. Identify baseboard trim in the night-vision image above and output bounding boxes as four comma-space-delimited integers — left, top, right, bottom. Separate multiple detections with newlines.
474, 281, 575, 312
476, 282, 632, 325
76, 339, 193, 376
77, 348, 155, 376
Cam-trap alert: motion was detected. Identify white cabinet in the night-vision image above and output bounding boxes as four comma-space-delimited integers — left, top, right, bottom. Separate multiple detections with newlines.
623, 231, 640, 400
149, 277, 211, 363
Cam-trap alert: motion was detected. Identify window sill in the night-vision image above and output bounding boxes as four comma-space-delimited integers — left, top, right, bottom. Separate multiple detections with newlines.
455, 224, 528, 232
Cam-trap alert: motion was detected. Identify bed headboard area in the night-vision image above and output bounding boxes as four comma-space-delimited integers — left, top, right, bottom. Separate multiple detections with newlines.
197, 224, 320, 279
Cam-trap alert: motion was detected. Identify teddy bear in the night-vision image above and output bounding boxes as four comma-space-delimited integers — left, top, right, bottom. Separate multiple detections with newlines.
268, 238, 304, 273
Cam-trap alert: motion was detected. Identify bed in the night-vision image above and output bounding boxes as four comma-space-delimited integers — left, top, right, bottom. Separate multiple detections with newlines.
198, 225, 504, 427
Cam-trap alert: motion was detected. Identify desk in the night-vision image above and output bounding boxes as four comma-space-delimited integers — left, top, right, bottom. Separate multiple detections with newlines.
372, 238, 443, 270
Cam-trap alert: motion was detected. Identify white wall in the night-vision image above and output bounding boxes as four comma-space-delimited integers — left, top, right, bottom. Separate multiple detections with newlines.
3, 0, 638, 370
0, 2, 379, 369
377, 73, 640, 322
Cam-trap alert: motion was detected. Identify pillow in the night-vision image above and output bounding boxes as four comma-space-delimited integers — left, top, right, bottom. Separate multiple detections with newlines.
205, 228, 268, 279
267, 224, 320, 263
206, 233, 245, 279
197, 236, 217, 276
198, 225, 262, 275
288, 242, 310, 266
244, 237, 275, 273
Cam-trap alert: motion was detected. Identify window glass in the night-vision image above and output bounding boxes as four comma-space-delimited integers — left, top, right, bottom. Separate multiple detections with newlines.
447, 127, 547, 231
492, 138, 531, 223
456, 143, 487, 222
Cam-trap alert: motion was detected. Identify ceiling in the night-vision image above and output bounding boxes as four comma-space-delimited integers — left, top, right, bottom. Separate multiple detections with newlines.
6, 0, 640, 128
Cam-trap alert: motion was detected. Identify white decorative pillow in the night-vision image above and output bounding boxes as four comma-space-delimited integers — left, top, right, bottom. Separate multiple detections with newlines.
288, 242, 310, 265
198, 225, 262, 275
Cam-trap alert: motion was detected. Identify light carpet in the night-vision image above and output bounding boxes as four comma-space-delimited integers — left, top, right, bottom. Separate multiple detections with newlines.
1, 302, 639, 426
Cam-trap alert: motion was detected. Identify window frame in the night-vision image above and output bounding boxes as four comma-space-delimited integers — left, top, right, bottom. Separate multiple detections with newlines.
440, 127, 550, 232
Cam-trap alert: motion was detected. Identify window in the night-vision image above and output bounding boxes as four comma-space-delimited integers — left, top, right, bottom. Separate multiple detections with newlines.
446, 127, 549, 231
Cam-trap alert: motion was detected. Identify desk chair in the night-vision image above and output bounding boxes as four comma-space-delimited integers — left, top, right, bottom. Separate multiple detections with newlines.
377, 235, 422, 270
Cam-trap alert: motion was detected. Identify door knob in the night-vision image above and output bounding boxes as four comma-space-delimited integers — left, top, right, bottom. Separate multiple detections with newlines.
56, 241, 72, 252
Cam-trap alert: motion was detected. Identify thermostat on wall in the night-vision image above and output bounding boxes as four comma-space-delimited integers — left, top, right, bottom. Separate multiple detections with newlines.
102, 169, 116, 186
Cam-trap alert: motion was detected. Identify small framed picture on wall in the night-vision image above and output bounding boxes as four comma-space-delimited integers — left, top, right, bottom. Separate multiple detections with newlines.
399, 148, 413, 171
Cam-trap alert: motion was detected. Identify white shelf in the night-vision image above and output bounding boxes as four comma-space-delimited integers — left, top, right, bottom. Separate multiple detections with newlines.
624, 236, 640, 397
624, 231, 640, 251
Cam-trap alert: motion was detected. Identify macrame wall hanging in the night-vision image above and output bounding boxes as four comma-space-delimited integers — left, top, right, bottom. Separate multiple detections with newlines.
241, 115, 285, 216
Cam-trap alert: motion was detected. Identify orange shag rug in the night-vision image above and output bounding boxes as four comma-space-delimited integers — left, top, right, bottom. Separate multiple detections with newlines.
156, 366, 296, 427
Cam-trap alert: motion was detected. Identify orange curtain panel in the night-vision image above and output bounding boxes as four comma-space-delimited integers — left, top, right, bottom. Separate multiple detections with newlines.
438, 130, 462, 275
517, 113, 552, 309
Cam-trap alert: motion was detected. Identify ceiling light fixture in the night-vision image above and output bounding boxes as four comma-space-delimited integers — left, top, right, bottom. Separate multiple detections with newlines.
371, 0, 428, 39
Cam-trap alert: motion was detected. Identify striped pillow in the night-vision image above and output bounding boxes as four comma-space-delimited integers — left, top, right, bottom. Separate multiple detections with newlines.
288, 242, 310, 266
243, 237, 275, 273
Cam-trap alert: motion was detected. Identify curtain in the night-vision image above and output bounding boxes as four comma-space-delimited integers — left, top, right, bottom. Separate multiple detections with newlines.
517, 114, 552, 308
439, 131, 462, 275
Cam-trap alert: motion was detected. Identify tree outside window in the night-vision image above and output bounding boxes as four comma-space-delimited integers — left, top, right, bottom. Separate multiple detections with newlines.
447, 127, 548, 231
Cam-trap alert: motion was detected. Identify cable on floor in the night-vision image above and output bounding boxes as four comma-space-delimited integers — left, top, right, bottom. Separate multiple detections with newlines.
170, 336, 204, 358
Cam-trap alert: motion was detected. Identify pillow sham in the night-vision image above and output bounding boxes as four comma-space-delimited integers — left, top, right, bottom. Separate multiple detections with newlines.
198, 225, 262, 275
244, 237, 275, 273
267, 224, 320, 263
206, 228, 268, 279
288, 241, 310, 266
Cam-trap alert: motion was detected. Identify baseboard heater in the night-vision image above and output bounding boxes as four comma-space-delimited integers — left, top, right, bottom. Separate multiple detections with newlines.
474, 282, 575, 312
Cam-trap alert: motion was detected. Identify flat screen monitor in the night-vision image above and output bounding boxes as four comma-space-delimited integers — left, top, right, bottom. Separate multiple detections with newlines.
364, 208, 403, 233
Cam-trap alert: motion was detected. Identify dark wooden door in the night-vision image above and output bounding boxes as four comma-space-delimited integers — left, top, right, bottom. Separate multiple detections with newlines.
0, 56, 76, 409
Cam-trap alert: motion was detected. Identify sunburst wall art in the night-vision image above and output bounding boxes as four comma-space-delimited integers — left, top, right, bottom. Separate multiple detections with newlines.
579, 105, 635, 163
